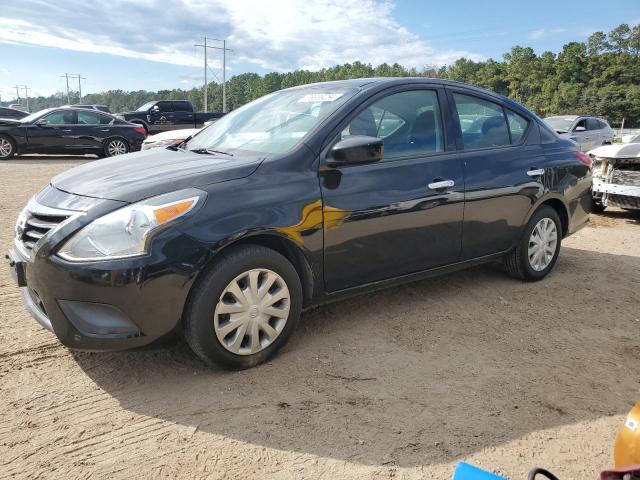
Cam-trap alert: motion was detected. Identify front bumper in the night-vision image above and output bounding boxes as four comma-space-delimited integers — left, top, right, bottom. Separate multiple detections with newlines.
7, 230, 211, 352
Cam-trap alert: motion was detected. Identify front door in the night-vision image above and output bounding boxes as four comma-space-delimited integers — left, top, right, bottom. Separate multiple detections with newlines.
25, 110, 79, 153
320, 87, 464, 292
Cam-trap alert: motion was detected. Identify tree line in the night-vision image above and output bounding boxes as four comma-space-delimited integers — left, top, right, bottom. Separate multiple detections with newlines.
8, 23, 640, 127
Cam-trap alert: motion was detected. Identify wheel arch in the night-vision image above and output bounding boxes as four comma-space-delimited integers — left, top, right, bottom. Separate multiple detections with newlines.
189, 232, 317, 310
0, 133, 18, 155
525, 195, 570, 238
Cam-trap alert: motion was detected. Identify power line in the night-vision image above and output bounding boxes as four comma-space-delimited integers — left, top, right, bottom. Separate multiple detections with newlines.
194, 37, 232, 113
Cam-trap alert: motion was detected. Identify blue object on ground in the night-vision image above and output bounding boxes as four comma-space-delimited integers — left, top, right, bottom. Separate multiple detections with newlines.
453, 462, 508, 480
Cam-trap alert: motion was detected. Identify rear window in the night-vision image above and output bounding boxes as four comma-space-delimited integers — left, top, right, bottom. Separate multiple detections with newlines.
453, 93, 510, 149
506, 109, 529, 143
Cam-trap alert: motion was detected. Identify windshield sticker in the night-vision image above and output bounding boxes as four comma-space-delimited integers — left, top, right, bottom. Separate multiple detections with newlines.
298, 93, 343, 103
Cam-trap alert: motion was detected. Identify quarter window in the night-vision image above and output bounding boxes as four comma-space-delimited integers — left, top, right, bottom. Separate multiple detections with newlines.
453, 94, 510, 149
506, 109, 529, 143
342, 90, 444, 159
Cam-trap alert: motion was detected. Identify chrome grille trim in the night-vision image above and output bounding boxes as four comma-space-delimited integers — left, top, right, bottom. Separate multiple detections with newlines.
15, 197, 84, 259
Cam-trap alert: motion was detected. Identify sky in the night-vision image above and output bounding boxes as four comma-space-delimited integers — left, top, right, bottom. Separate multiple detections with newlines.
0, 0, 638, 102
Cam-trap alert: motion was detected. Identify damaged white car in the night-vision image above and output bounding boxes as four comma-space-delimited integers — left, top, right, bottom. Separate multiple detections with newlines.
589, 134, 640, 212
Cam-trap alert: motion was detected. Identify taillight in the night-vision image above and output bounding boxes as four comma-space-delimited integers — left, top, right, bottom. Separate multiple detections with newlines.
133, 126, 147, 137
575, 151, 593, 170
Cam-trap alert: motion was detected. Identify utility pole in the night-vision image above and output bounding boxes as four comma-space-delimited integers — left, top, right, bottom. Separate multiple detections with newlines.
61, 74, 71, 104
194, 37, 232, 113
74, 74, 86, 102
14, 85, 21, 102
20, 85, 30, 112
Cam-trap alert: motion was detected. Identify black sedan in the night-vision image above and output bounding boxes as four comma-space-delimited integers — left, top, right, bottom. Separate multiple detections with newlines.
7, 78, 592, 369
0, 107, 146, 160
0, 106, 29, 120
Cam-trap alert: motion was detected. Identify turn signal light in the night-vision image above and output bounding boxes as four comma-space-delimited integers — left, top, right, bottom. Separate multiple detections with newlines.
153, 199, 197, 224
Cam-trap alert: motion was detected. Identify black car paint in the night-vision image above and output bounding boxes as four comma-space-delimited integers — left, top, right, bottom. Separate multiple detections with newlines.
118, 100, 224, 133
0, 108, 146, 156
8, 78, 592, 352
0, 107, 28, 120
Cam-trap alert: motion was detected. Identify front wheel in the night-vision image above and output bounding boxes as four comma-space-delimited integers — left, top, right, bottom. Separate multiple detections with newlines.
0, 135, 16, 160
504, 206, 562, 281
104, 138, 129, 157
184, 245, 303, 369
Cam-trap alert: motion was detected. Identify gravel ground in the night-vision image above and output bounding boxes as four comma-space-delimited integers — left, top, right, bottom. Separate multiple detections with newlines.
1, 156, 639, 479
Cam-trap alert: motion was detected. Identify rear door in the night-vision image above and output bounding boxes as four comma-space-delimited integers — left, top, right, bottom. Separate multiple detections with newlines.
571, 118, 590, 151
447, 89, 542, 259
76, 110, 115, 152
320, 86, 464, 291
172, 101, 195, 128
586, 118, 603, 149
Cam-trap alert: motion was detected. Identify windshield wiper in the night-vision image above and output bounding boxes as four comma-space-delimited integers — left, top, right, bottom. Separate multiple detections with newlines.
189, 147, 234, 157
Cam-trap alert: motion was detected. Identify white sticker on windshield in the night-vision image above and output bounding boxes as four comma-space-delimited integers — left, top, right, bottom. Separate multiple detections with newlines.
298, 93, 343, 103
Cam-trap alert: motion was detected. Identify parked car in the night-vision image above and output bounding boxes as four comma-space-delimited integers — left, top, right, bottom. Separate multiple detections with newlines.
0, 107, 146, 159
589, 135, 640, 212
6, 79, 592, 369
66, 104, 111, 113
543, 115, 614, 151
142, 128, 201, 150
0, 106, 29, 120
116, 100, 223, 134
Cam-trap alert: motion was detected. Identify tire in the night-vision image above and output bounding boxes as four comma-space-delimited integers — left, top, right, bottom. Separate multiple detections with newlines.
184, 245, 303, 369
0, 135, 16, 160
504, 206, 562, 282
104, 138, 129, 157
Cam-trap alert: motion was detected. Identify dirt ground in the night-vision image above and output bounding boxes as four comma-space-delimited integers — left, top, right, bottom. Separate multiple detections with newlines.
1, 157, 640, 480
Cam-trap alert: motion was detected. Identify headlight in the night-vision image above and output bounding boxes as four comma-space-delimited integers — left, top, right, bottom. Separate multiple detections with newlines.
57, 189, 204, 262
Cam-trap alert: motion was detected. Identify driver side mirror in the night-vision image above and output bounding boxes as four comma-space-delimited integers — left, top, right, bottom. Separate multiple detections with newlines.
574, 126, 586, 132
151, 106, 161, 114
327, 135, 384, 167
35, 119, 48, 127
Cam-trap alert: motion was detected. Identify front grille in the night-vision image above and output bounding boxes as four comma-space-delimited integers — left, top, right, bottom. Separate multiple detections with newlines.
15, 199, 76, 253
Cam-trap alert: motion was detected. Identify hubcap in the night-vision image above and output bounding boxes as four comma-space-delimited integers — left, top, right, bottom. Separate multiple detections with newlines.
214, 269, 290, 356
107, 140, 127, 156
0, 138, 12, 157
528, 218, 558, 271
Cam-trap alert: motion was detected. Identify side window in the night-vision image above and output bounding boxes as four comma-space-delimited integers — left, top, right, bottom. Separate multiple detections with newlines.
598, 119, 608, 129
587, 118, 600, 130
43, 111, 75, 125
506, 109, 529, 143
453, 93, 510, 149
341, 90, 444, 159
574, 119, 587, 131
175, 101, 192, 112
157, 102, 173, 113
77, 111, 112, 125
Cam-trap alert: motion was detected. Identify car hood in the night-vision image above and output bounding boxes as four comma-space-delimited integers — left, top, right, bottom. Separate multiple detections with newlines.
51, 148, 264, 203
589, 142, 640, 159
144, 128, 200, 142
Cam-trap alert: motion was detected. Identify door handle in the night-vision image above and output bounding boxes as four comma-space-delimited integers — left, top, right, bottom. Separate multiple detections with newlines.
527, 168, 545, 177
61, 129, 73, 132
100, 129, 111, 132
427, 179, 455, 190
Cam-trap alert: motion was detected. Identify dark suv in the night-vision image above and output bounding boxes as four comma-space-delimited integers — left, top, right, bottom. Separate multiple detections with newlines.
7, 78, 593, 369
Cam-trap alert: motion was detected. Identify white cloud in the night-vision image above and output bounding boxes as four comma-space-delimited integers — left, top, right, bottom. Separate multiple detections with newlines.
530, 29, 546, 39
0, 0, 483, 75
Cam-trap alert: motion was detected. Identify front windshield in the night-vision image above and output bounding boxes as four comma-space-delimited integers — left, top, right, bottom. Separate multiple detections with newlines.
137, 102, 156, 112
20, 108, 55, 123
186, 85, 358, 155
544, 117, 575, 132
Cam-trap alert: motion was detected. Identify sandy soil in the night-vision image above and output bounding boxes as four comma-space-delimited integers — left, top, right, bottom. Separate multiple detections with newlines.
1, 157, 640, 479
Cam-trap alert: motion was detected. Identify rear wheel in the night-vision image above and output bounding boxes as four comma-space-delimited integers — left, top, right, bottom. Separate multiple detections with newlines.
504, 206, 562, 281
0, 135, 15, 160
104, 138, 129, 157
184, 245, 303, 369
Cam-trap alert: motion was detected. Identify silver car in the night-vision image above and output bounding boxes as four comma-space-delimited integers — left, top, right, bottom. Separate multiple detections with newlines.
544, 115, 614, 151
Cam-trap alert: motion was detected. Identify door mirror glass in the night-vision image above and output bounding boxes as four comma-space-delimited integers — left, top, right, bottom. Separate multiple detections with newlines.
574, 126, 586, 132
35, 118, 48, 126
328, 135, 384, 166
